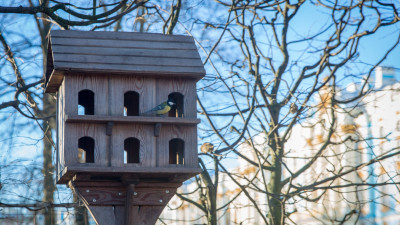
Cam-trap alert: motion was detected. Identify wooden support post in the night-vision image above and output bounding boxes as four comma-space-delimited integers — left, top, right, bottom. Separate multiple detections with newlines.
125, 184, 135, 225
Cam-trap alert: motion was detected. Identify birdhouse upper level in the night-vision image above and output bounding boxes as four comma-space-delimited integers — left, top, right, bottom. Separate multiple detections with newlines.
45, 30, 205, 184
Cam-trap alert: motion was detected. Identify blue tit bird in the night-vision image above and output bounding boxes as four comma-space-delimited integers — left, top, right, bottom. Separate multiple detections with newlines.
145, 99, 176, 116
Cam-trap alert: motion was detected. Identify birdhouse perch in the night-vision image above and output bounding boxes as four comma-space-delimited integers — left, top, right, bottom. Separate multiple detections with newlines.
45, 30, 205, 225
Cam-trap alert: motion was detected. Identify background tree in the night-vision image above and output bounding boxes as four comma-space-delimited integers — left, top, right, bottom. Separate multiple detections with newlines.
159, 1, 400, 225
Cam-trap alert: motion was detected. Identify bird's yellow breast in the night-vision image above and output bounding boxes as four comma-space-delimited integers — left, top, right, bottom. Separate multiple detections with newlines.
156, 105, 171, 115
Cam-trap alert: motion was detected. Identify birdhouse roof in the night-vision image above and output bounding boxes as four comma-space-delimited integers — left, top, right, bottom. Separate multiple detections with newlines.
45, 30, 205, 93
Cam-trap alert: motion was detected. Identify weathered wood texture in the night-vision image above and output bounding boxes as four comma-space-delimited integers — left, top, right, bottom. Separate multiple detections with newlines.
109, 75, 155, 116
45, 30, 205, 93
112, 124, 155, 167
156, 78, 197, 118
64, 74, 109, 116
157, 125, 198, 168
64, 123, 108, 166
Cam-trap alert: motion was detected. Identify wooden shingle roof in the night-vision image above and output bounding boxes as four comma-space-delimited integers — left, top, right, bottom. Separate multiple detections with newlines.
45, 30, 205, 93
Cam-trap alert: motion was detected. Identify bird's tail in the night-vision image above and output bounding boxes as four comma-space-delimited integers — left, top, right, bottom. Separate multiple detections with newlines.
140, 110, 154, 116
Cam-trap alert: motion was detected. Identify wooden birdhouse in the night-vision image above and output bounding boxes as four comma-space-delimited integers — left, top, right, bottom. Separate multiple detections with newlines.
45, 30, 205, 225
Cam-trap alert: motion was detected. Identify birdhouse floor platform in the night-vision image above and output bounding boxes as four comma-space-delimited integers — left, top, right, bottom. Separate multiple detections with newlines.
58, 166, 201, 184
65, 115, 200, 126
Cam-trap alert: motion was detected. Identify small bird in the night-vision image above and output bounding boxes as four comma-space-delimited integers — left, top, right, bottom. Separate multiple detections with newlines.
290, 103, 298, 114
200, 142, 214, 153
145, 99, 175, 116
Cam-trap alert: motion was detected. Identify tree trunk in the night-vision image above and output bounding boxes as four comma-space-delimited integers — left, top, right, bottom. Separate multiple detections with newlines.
268, 154, 283, 225
43, 93, 56, 225
267, 133, 283, 225
37, 8, 56, 224
74, 194, 89, 225
206, 184, 217, 225
199, 158, 218, 225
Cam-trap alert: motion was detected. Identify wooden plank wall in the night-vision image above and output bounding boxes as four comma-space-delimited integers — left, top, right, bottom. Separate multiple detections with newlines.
111, 124, 155, 167
109, 76, 155, 116
156, 78, 197, 118
64, 74, 108, 116
157, 125, 197, 168
154, 78, 198, 167
63, 74, 109, 167
64, 123, 108, 166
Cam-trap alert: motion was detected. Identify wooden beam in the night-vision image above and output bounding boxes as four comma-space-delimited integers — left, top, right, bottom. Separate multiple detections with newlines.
58, 166, 200, 184
65, 114, 200, 125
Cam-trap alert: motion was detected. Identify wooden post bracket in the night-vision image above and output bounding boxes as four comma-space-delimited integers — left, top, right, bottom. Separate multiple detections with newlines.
68, 180, 181, 225
154, 123, 162, 137
106, 121, 114, 136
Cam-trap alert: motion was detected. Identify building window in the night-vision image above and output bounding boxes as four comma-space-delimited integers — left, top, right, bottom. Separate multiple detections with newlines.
78, 136, 95, 163
124, 91, 139, 116
78, 90, 94, 115
168, 92, 184, 118
169, 138, 184, 165
124, 137, 140, 164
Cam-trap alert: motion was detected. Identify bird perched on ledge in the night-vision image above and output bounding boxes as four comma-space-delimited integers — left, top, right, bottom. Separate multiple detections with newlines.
144, 99, 176, 116
290, 102, 298, 114
201, 142, 214, 153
